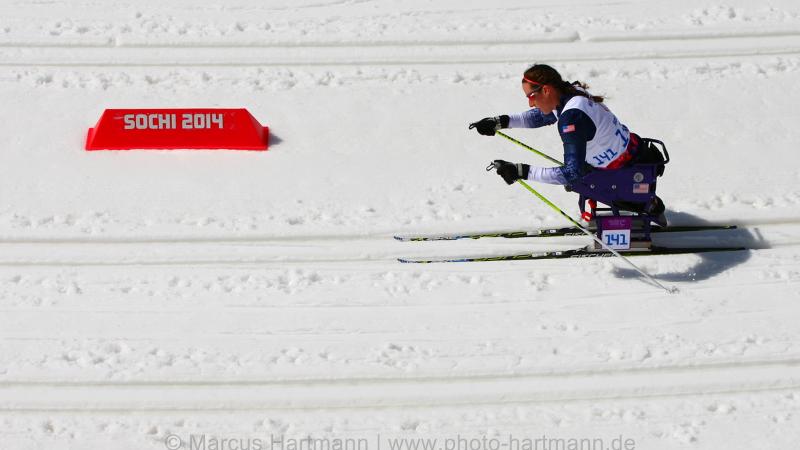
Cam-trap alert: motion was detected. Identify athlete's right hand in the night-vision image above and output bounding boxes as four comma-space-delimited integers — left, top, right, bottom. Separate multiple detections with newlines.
469, 116, 508, 136
491, 160, 530, 185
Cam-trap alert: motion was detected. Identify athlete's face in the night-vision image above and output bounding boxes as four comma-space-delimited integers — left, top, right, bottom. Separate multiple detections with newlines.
523, 83, 559, 114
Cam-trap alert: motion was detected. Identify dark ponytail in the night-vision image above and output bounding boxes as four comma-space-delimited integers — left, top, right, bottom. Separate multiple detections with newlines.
522, 64, 605, 103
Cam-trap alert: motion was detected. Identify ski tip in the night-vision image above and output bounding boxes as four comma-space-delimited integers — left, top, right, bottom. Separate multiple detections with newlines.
398, 258, 452, 264
667, 285, 680, 295
394, 236, 426, 242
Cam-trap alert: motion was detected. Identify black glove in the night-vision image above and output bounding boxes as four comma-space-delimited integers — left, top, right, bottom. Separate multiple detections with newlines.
492, 160, 530, 185
469, 115, 509, 136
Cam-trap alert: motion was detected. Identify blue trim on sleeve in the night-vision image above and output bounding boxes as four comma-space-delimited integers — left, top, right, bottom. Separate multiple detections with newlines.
559, 141, 587, 183
557, 109, 596, 183
508, 109, 557, 128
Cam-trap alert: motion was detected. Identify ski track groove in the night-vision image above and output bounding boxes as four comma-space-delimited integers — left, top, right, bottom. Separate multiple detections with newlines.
0, 217, 796, 245
2, 358, 800, 411
0, 249, 784, 268
3, 356, 799, 387
2, 26, 799, 48
0, 217, 800, 245
3, 31, 800, 66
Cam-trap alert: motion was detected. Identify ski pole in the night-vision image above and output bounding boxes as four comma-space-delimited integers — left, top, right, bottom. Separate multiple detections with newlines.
514, 178, 677, 294
496, 131, 563, 165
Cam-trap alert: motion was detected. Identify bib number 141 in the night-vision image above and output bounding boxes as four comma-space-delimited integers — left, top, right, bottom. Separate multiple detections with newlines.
602, 230, 631, 250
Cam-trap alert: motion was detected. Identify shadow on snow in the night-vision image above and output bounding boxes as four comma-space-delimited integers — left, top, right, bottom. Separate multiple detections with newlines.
612, 210, 766, 283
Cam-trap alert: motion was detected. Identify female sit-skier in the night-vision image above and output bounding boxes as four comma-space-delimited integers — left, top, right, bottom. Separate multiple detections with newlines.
470, 63, 667, 226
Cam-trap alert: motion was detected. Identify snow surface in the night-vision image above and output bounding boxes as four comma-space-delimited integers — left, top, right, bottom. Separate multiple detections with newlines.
1, 0, 800, 449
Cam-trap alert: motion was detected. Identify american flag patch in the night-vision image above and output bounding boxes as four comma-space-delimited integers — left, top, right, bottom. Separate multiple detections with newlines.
561, 124, 576, 133
633, 183, 650, 194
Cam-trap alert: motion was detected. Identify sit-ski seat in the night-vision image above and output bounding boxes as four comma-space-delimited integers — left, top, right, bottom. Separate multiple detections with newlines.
569, 138, 669, 248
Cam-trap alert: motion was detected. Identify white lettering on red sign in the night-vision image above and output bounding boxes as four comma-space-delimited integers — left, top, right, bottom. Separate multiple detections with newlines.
122, 113, 224, 130
182, 113, 224, 130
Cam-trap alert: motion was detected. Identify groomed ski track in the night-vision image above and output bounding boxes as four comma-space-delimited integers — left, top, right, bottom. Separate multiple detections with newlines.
4, 358, 800, 411
0, 222, 790, 265
3, 30, 800, 66
2, 1, 800, 449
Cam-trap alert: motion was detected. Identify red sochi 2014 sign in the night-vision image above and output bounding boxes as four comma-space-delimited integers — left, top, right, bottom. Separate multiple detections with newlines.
85, 108, 269, 150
